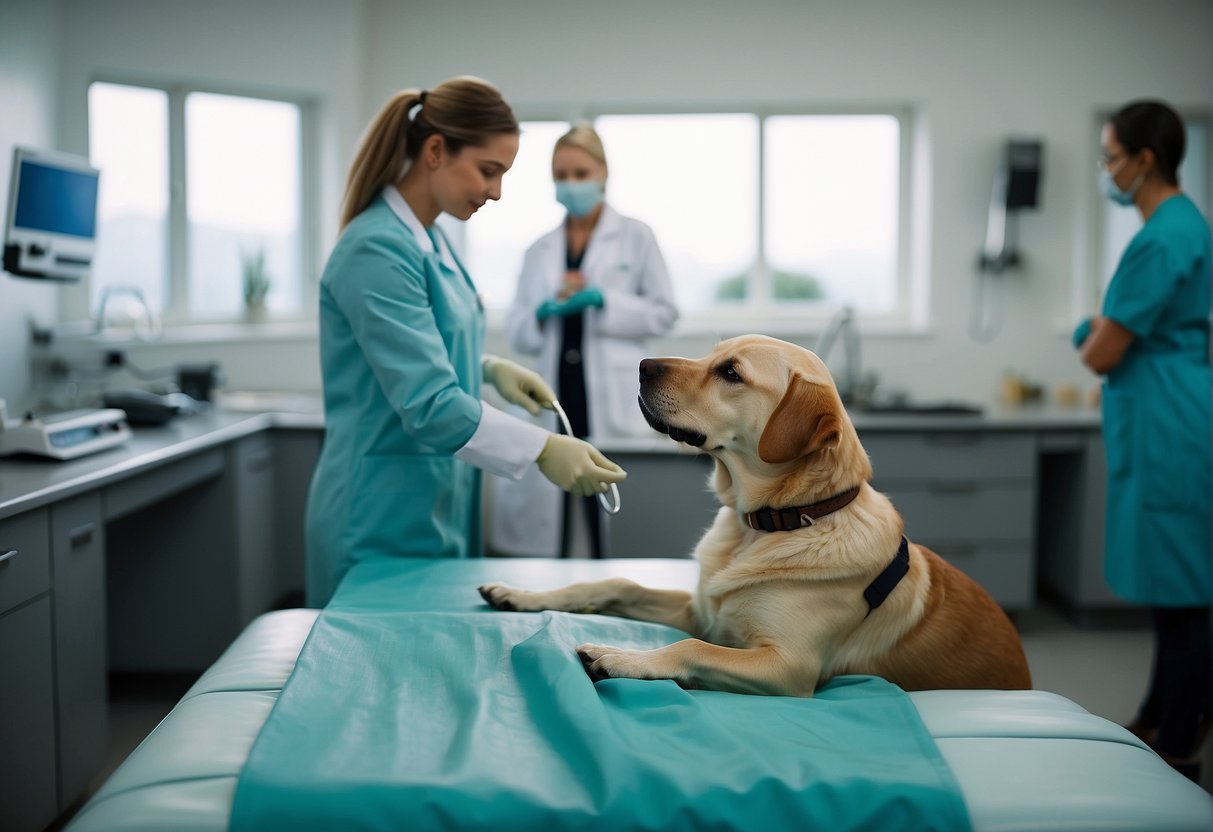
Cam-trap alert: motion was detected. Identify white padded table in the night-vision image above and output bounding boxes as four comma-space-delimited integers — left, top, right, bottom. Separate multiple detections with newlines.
67, 609, 1213, 831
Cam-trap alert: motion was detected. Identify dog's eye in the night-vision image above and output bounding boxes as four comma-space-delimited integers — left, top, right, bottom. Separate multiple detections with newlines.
716, 363, 744, 384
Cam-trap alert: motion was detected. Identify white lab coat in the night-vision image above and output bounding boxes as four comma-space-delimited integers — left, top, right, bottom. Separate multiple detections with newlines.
490, 204, 678, 556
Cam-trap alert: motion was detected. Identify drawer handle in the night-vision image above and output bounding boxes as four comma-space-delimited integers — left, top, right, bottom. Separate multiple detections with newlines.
0, 549, 16, 564
69, 522, 98, 548
928, 480, 979, 494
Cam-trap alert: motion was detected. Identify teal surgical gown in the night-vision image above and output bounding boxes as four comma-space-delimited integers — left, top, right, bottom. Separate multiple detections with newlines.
1100, 194, 1212, 606
304, 195, 485, 607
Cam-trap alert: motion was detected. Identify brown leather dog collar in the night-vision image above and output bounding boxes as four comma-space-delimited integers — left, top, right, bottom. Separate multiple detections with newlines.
744, 485, 862, 532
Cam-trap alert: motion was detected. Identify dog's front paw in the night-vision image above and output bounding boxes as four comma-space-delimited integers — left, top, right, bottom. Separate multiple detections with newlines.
478, 582, 537, 612
577, 643, 649, 682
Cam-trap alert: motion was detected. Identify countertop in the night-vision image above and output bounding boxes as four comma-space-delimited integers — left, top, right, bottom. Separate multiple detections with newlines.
0, 397, 1100, 521
0, 408, 318, 521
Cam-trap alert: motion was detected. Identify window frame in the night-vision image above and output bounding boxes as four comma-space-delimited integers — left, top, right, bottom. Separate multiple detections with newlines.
496, 103, 916, 333
85, 76, 320, 325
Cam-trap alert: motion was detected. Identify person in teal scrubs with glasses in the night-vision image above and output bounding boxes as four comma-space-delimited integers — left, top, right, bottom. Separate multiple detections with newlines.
305, 77, 627, 608
1074, 99, 1211, 780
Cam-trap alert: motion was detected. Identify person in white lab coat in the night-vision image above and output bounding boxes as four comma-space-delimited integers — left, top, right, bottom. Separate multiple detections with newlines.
492, 124, 678, 558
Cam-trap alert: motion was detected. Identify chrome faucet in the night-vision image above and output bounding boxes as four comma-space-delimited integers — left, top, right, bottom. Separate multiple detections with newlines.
93, 285, 162, 341
813, 305, 862, 404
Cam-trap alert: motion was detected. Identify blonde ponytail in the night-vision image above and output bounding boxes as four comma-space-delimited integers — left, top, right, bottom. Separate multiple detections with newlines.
340, 90, 422, 229
339, 77, 518, 229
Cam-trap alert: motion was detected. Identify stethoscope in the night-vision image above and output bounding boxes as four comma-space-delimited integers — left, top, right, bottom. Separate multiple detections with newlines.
549, 399, 622, 516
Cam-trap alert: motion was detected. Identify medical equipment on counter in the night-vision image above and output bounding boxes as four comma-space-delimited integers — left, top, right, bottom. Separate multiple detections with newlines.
102, 389, 198, 426
0, 405, 130, 460
550, 399, 621, 515
3, 145, 100, 282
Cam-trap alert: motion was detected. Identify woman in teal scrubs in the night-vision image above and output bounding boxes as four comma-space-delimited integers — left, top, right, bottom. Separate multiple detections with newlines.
305, 77, 626, 608
1075, 100, 1211, 778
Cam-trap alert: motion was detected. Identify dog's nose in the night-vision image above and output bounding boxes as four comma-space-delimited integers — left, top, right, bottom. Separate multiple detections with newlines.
639, 358, 665, 384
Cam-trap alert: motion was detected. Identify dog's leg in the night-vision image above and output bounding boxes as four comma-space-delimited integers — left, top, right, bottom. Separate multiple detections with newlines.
478, 579, 697, 634
577, 639, 819, 697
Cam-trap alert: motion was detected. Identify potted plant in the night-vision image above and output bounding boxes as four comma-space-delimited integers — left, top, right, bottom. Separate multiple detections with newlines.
241, 247, 272, 323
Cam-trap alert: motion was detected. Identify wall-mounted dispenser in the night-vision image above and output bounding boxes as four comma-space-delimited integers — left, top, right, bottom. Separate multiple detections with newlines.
978, 139, 1044, 274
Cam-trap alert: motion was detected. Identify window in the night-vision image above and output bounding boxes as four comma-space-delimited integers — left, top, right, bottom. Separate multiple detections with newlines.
596, 114, 759, 315
764, 115, 900, 312
465, 121, 569, 309
464, 110, 906, 326
88, 83, 170, 313
88, 81, 309, 322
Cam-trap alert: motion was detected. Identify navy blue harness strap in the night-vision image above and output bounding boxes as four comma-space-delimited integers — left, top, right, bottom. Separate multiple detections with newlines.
864, 537, 910, 616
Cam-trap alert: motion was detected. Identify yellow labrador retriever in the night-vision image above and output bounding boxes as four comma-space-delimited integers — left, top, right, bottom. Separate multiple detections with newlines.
479, 335, 1031, 696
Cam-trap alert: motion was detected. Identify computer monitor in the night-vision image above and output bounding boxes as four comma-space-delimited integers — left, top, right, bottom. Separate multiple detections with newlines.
3, 146, 101, 282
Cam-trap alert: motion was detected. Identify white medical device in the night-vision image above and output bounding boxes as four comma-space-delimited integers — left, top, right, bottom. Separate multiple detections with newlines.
0, 406, 131, 460
3, 146, 101, 282
550, 399, 621, 515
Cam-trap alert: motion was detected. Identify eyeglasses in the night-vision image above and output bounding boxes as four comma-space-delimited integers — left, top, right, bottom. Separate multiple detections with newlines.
1097, 152, 1127, 171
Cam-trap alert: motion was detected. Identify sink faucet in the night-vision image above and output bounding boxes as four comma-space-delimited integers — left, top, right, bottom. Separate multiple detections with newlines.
93, 285, 162, 341
813, 305, 862, 404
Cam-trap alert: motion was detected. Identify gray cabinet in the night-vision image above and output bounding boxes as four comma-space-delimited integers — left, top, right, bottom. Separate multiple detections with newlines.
1038, 432, 1129, 614
0, 510, 57, 832
50, 491, 107, 808
605, 451, 715, 558
105, 449, 239, 671
271, 429, 322, 599
232, 434, 277, 620
0, 508, 50, 613
864, 431, 1037, 609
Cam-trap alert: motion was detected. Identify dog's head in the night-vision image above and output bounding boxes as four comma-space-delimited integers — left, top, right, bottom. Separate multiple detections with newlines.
638, 335, 870, 504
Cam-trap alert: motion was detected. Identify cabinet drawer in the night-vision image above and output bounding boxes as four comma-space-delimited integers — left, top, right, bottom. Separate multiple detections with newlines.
103, 448, 225, 520
916, 539, 1035, 610
0, 596, 59, 831
861, 432, 1036, 481
878, 482, 1035, 541
0, 508, 51, 614
51, 492, 108, 808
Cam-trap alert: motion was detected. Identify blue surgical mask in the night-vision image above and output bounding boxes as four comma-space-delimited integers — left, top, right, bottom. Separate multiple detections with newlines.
555, 180, 605, 218
1100, 168, 1142, 207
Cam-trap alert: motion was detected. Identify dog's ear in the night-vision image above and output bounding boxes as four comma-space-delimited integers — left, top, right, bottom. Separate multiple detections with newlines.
757, 373, 842, 464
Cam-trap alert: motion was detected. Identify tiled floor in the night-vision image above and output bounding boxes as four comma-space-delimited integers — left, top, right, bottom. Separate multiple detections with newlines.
1017, 604, 1154, 727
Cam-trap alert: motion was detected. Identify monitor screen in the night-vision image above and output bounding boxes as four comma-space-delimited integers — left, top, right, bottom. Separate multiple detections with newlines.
4, 146, 101, 282
13, 160, 100, 239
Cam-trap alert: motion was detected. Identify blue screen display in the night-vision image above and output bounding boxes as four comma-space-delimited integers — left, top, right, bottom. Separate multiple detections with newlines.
13, 160, 100, 239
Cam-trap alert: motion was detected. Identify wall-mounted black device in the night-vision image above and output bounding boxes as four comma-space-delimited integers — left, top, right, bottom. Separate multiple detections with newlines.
979, 139, 1044, 273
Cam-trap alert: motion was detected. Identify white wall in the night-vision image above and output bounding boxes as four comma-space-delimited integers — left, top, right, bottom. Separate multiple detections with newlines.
34, 0, 1213, 403
364, 0, 1213, 404
0, 0, 63, 414
54, 0, 367, 321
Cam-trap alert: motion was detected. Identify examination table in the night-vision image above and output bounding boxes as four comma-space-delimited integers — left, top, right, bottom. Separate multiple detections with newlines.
67, 558, 1213, 831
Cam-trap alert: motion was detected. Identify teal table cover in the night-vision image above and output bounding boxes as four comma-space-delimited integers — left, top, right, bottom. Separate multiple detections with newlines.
230, 558, 971, 831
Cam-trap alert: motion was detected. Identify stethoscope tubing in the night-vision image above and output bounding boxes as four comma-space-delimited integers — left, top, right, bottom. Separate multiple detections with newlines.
550, 399, 622, 515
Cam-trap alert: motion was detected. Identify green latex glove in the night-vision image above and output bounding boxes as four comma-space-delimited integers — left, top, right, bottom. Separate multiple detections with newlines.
559, 287, 604, 314
535, 287, 605, 322
483, 355, 555, 416
536, 434, 627, 496
1072, 317, 1093, 349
